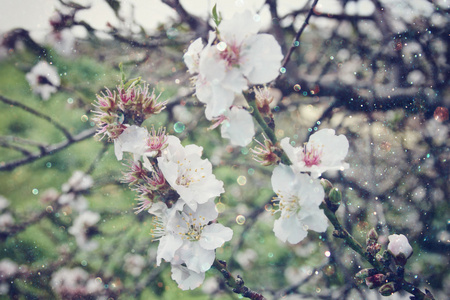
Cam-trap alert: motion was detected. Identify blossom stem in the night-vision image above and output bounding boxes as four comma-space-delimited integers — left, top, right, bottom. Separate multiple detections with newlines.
244, 91, 291, 165
213, 258, 266, 300
319, 202, 428, 299
280, 0, 320, 70
245, 90, 430, 300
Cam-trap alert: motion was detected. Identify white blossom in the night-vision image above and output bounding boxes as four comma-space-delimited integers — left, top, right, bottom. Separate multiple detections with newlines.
281, 129, 349, 178
271, 164, 328, 244
157, 136, 224, 211
25, 61, 60, 100
388, 234, 413, 258
184, 10, 283, 120
152, 200, 233, 275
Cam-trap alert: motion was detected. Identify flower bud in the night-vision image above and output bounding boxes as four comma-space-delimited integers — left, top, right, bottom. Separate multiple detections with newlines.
320, 178, 333, 195
378, 282, 397, 296
328, 187, 342, 204
367, 228, 378, 242
387, 234, 413, 265
355, 268, 377, 280
365, 274, 387, 289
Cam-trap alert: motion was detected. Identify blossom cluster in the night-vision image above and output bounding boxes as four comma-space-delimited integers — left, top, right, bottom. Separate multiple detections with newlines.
92, 79, 167, 140
267, 129, 350, 244
183, 10, 283, 147
93, 81, 233, 289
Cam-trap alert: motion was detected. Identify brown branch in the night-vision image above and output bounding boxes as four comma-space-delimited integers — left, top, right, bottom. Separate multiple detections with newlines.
0, 95, 73, 141
280, 0, 319, 70
0, 127, 96, 171
213, 259, 266, 300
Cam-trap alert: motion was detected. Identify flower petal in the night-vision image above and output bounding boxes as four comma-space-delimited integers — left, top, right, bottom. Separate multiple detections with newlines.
199, 223, 233, 250
171, 265, 205, 290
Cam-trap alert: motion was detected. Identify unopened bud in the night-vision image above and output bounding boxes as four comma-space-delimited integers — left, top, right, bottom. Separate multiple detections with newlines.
367, 228, 378, 242
355, 268, 377, 280
320, 179, 333, 195
378, 282, 397, 296
328, 187, 342, 204
365, 274, 387, 289
387, 234, 413, 266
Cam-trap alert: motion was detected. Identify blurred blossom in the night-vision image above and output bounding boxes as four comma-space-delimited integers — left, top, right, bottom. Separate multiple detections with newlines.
68, 211, 100, 251
235, 248, 258, 269
0, 213, 15, 230
173, 105, 194, 124
25, 61, 60, 100
425, 119, 449, 145
0, 259, 18, 278
201, 277, 219, 294
62, 170, 94, 193
0, 196, 10, 211
46, 28, 75, 56
58, 193, 88, 212
124, 254, 146, 277
51, 267, 96, 297
40, 188, 59, 204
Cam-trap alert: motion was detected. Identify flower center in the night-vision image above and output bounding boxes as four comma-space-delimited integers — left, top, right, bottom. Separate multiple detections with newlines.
175, 159, 205, 187
150, 215, 166, 240
273, 192, 301, 219
218, 42, 241, 68
177, 212, 207, 241
302, 142, 323, 167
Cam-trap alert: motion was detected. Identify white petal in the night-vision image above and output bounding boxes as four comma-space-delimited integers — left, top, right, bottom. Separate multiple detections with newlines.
299, 209, 329, 233
220, 107, 255, 147
156, 235, 183, 266
273, 216, 307, 244
171, 265, 205, 290
218, 10, 261, 45
271, 164, 296, 196
180, 242, 215, 273
199, 223, 233, 250
114, 125, 149, 160
240, 34, 283, 84
183, 38, 204, 74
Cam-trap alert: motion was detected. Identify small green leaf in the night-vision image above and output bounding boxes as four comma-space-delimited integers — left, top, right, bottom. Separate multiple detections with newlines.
119, 62, 125, 84
123, 77, 141, 90
212, 4, 222, 27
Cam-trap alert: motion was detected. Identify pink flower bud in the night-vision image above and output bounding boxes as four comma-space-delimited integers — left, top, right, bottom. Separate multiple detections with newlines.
365, 274, 387, 289
388, 234, 413, 261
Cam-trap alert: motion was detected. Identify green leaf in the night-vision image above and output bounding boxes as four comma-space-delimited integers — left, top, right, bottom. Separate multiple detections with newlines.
119, 62, 125, 84
123, 77, 141, 90
212, 4, 222, 27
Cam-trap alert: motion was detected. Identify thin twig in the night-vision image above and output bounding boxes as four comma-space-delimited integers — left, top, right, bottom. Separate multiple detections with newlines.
280, 0, 319, 69
0, 128, 96, 171
0, 95, 73, 140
